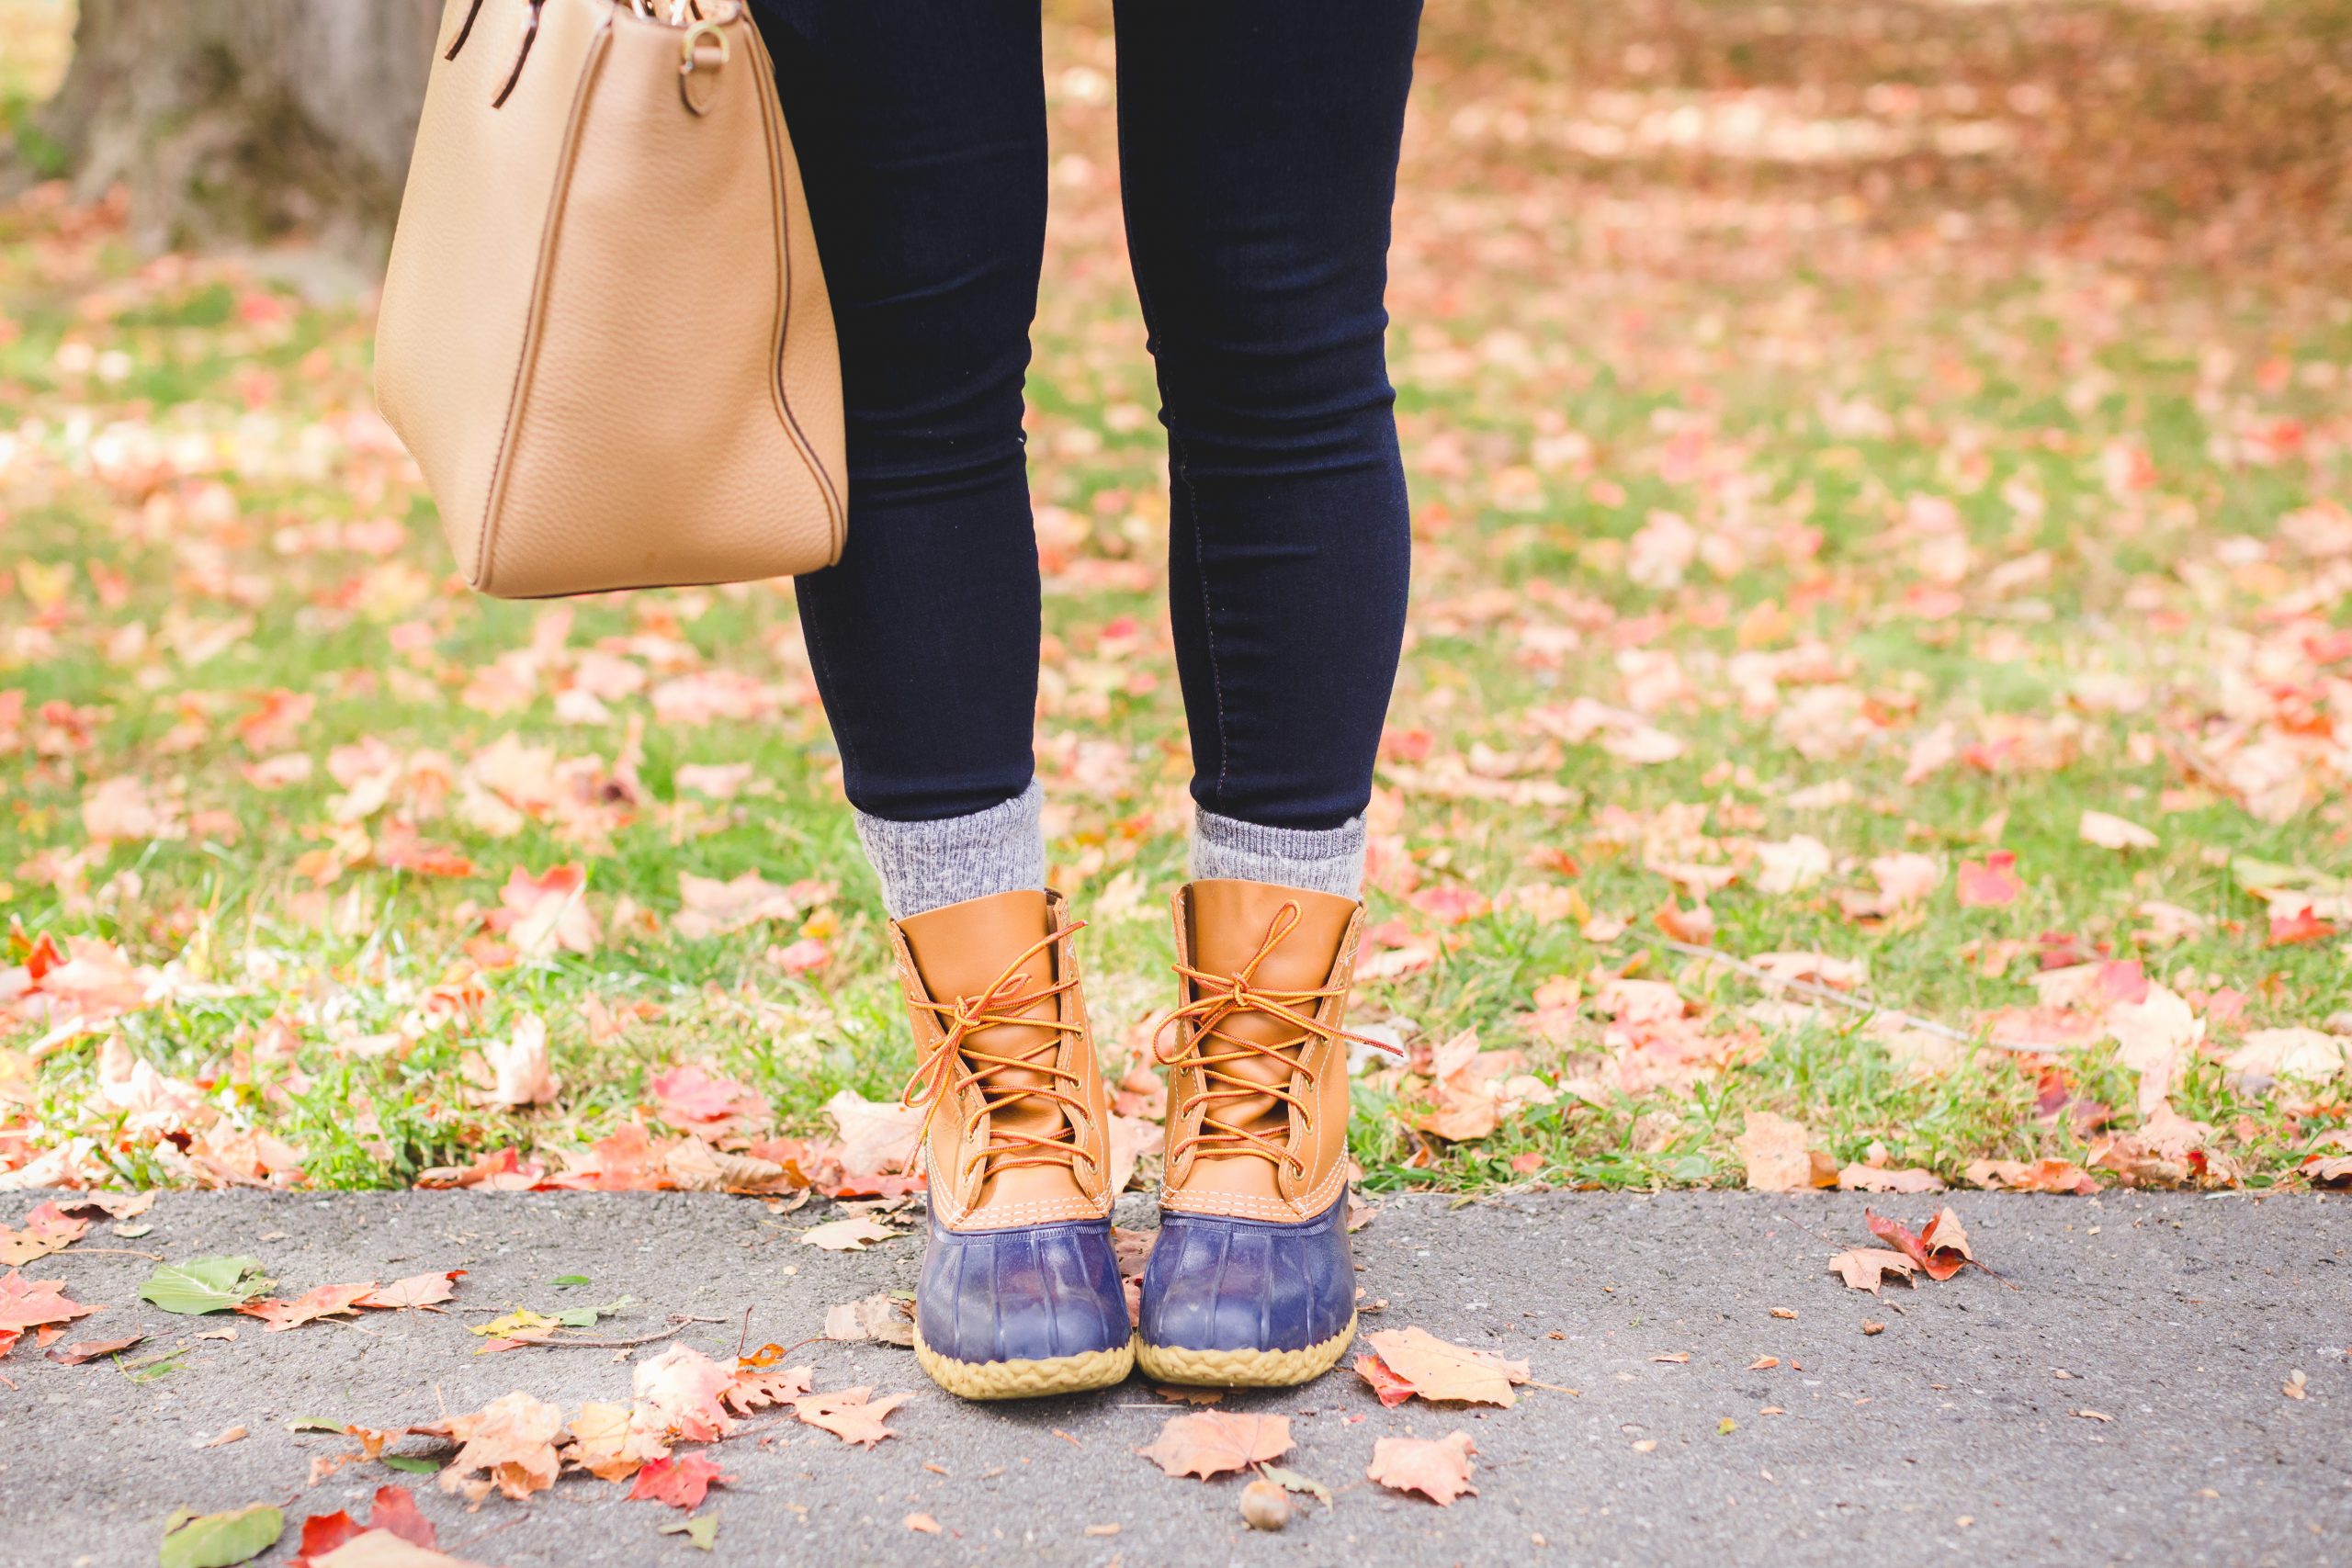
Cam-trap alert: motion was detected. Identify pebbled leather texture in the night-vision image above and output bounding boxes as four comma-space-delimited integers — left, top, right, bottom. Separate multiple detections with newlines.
376, 0, 845, 599
1138, 1186, 1354, 1354
915, 1205, 1130, 1367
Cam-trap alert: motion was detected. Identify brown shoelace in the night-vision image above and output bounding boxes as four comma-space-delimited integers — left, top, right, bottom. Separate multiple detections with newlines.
1152, 901, 1396, 1173
899, 921, 1092, 1183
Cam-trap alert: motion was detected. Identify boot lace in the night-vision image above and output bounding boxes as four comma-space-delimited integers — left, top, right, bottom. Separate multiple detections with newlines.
899, 921, 1092, 1183
1151, 901, 1397, 1174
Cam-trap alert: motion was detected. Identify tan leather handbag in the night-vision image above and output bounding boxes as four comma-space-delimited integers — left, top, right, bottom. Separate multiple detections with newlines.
376, 0, 845, 599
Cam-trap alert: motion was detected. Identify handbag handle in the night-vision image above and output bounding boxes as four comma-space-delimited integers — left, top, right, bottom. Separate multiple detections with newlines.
447, 0, 725, 110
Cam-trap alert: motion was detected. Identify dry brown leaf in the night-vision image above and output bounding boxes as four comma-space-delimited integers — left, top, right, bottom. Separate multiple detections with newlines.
1135, 1411, 1293, 1479
44, 1332, 143, 1365
1360, 1326, 1531, 1407
1826, 1247, 1917, 1294
722, 1360, 815, 1417
309, 1533, 492, 1568
1735, 1111, 1836, 1192
823, 1089, 926, 1178
0, 1202, 91, 1266
1966, 1157, 2100, 1194
797, 1215, 902, 1251
437, 1391, 565, 1502
822, 1293, 915, 1347
1865, 1207, 1974, 1281
1836, 1164, 1946, 1194
1365, 1430, 1478, 1506
632, 1343, 738, 1442
239, 1281, 376, 1330
2078, 810, 2159, 852
479, 1014, 560, 1109
563, 1400, 667, 1483
355, 1270, 465, 1311
794, 1386, 913, 1448
0, 1269, 99, 1332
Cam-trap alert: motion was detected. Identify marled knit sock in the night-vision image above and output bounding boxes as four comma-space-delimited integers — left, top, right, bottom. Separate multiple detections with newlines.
1190, 807, 1366, 899
854, 780, 1046, 920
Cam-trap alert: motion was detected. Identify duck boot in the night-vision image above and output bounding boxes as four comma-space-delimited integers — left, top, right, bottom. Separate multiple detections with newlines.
892, 889, 1133, 1400
1136, 879, 1381, 1387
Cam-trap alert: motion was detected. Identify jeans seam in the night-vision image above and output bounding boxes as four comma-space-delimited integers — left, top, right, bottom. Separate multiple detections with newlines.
1170, 427, 1233, 807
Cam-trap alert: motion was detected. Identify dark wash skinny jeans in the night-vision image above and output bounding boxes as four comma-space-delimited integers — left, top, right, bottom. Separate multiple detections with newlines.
748, 0, 1421, 831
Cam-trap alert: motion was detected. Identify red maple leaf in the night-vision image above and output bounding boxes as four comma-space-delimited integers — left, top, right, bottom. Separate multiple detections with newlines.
628, 1453, 733, 1509
2267, 902, 2338, 947
294, 1484, 436, 1565
1956, 851, 2023, 908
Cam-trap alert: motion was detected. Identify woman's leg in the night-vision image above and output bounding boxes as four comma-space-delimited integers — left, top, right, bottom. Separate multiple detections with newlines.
751, 0, 1048, 919
1118, 0, 1423, 1389
1113, 0, 1422, 897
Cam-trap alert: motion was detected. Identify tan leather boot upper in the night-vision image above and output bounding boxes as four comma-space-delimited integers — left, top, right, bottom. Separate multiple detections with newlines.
891, 889, 1112, 1230
1156, 879, 1371, 1224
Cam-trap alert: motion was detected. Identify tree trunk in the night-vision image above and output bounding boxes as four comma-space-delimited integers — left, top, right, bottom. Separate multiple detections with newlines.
39, 0, 443, 258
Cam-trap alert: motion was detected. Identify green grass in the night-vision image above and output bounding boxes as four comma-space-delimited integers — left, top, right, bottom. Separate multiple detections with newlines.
3, 0, 2349, 1198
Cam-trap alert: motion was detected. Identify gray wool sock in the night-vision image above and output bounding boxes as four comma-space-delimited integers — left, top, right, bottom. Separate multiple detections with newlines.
854, 780, 1046, 920
1190, 806, 1366, 899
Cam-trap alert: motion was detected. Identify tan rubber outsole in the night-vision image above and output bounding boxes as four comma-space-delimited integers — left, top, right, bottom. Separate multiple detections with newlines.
1135, 1313, 1359, 1389
911, 1325, 1136, 1401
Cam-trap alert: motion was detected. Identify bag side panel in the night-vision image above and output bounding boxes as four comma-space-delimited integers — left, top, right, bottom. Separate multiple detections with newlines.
491, 6, 840, 596
373, 0, 605, 586
750, 21, 847, 565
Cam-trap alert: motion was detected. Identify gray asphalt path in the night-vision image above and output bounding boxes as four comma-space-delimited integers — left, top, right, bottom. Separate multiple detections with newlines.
1, 1190, 2345, 1567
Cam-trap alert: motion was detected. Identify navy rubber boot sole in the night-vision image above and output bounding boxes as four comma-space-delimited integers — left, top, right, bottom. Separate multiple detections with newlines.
1135, 1190, 1357, 1388
911, 1208, 1135, 1400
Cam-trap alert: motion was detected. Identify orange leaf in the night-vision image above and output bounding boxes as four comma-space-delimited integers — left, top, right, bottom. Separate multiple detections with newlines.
722, 1361, 815, 1417
0, 1202, 91, 1267
793, 1387, 912, 1448
240, 1282, 377, 1330
1365, 1430, 1478, 1506
0, 1269, 99, 1332
563, 1401, 667, 1483
1359, 1326, 1529, 1407
1965, 1157, 2100, 1194
1866, 1206, 1976, 1281
1135, 1411, 1293, 1479
356, 1270, 465, 1311
1826, 1247, 1917, 1294
437, 1391, 565, 1502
